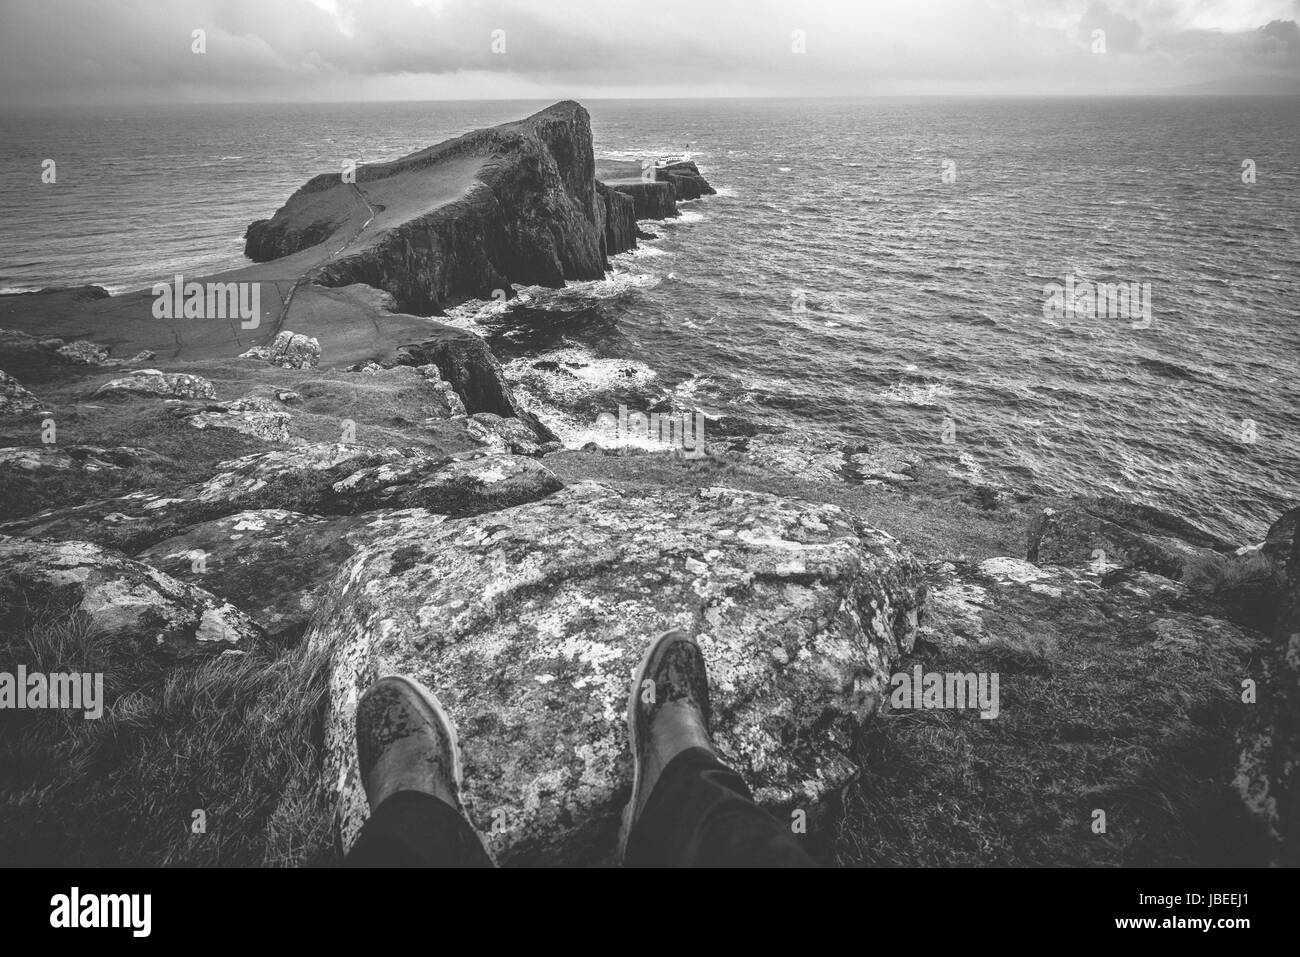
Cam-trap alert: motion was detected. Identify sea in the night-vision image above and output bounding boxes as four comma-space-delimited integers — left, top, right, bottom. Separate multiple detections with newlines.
1, 97, 1297, 542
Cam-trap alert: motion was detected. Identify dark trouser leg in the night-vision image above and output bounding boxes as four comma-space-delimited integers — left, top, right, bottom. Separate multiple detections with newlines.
344, 790, 493, 868
624, 746, 819, 867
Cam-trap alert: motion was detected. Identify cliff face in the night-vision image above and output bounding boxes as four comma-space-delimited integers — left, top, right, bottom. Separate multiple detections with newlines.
245, 101, 626, 315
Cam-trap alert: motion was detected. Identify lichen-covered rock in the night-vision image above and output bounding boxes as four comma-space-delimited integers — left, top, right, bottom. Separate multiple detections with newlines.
0, 445, 169, 474
0, 443, 424, 551
331, 452, 562, 514
51, 339, 155, 366
1027, 498, 1233, 578
0, 370, 41, 416
137, 508, 445, 641
307, 481, 926, 865
417, 364, 466, 418
0, 535, 261, 653
93, 369, 218, 401
185, 394, 293, 443
240, 331, 321, 369
465, 412, 560, 456
55, 340, 110, 364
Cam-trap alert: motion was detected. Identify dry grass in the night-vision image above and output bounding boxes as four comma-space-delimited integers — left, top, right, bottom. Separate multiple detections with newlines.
0, 611, 335, 867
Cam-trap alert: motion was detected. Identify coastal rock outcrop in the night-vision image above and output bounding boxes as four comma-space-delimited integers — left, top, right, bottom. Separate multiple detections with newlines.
396, 330, 558, 444
245, 102, 613, 315
657, 160, 717, 201
1236, 506, 1300, 865
1027, 496, 1236, 578
307, 481, 926, 864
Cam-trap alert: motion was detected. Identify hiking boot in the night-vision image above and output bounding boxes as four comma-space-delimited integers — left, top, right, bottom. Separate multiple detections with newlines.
355, 675, 465, 814
619, 629, 714, 859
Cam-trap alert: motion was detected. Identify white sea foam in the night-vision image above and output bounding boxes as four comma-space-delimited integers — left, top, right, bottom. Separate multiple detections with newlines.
878, 380, 954, 407
441, 271, 661, 329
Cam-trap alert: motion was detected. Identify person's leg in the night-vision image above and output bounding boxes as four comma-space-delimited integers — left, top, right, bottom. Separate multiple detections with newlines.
621, 630, 818, 868
344, 675, 493, 868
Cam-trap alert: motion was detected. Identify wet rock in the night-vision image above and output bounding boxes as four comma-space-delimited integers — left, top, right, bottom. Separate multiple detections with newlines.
307, 481, 925, 864
240, 331, 321, 369
0, 370, 42, 416
0, 535, 261, 654
93, 369, 218, 401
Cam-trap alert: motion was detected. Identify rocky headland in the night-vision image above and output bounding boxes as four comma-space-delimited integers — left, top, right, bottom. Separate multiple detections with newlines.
0, 102, 1294, 868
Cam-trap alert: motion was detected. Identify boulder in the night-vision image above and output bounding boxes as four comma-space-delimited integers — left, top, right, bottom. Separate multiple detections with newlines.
93, 369, 218, 401
0, 371, 42, 417
185, 394, 293, 443
137, 508, 445, 642
239, 331, 321, 369
0, 445, 169, 474
0, 443, 421, 551
0, 535, 261, 654
331, 452, 562, 514
1027, 497, 1235, 578
307, 481, 925, 864
465, 412, 560, 456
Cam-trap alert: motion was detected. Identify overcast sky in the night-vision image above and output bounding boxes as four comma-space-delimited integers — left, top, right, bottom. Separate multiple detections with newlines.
1, 0, 1298, 106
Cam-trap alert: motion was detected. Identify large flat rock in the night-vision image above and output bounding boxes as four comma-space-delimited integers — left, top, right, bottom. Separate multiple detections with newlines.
307, 481, 926, 865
